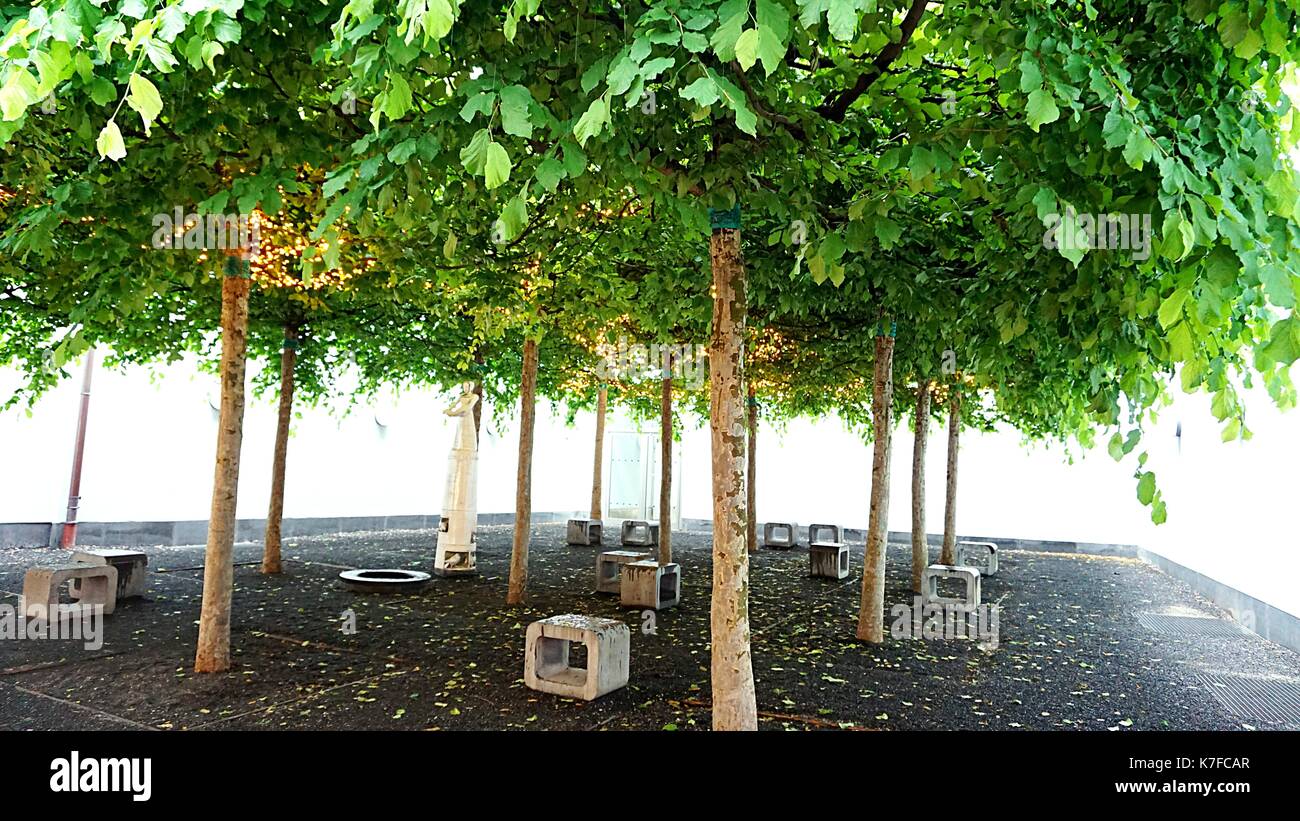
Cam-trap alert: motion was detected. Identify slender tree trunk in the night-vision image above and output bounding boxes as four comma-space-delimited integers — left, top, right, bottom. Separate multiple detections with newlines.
506, 336, 539, 605
910, 379, 931, 592
856, 333, 895, 643
659, 375, 673, 565
708, 224, 757, 730
262, 324, 298, 575
590, 385, 606, 520
746, 385, 757, 554
195, 264, 252, 673
472, 346, 485, 441
941, 389, 961, 565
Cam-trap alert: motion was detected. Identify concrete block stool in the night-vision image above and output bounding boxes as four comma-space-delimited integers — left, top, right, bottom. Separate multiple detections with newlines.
567, 518, 603, 546
71, 549, 148, 599
595, 550, 652, 593
957, 541, 998, 576
524, 615, 629, 701
922, 564, 981, 609
620, 561, 681, 610
763, 521, 799, 549
23, 563, 118, 623
620, 520, 659, 547
809, 543, 850, 579
808, 523, 842, 545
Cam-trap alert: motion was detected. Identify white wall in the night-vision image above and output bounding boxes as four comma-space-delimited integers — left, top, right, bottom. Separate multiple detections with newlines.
2, 356, 1296, 616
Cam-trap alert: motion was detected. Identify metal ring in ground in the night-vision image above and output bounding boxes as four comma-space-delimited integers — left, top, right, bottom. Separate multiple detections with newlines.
338, 569, 432, 594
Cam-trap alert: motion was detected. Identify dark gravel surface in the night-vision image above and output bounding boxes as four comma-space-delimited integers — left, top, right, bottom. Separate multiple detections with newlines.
1, 525, 1297, 731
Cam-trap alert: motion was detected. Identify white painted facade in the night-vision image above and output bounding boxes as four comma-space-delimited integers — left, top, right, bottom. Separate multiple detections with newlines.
1, 354, 1296, 616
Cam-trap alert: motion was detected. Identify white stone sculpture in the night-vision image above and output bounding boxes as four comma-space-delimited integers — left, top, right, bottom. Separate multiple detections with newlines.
435, 384, 479, 577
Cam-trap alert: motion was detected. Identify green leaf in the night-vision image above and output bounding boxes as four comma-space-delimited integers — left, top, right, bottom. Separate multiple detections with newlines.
534, 157, 565, 192
1258, 264, 1296, 309
127, 74, 163, 135
1157, 287, 1188, 329
734, 28, 760, 71
96, 119, 126, 161
498, 85, 535, 138
756, 25, 785, 76
1026, 88, 1060, 131
484, 141, 511, 190
573, 95, 609, 146
680, 76, 720, 107
1136, 471, 1156, 506
459, 128, 492, 175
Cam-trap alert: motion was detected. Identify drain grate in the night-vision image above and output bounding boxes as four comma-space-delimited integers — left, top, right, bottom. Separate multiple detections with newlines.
1198, 673, 1300, 726
1136, 612, 1246, 638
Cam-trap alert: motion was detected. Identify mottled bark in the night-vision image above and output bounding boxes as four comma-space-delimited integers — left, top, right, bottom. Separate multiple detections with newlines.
590, 386, 607, 520
195, 269, 251, 673
911, 380, 931, 592
659, 376, 673, 565
941, 389, 961, 565
708, 226, 757, 730
262, 324, 298, 575
856, 334, 895, 643
746, 386, 757, 555
506, 337, 539, 605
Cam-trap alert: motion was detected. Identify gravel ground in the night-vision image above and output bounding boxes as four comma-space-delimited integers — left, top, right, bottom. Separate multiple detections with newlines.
1, 524, 1297, 731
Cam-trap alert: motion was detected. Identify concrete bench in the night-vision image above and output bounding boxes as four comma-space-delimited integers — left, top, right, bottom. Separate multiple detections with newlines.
71, 549, 148, 599
923, 564, 981, 609
957, 541, 998, 576
807, 523, 842, 546
595, 550, 652, 594
524, 614, 629, 701
620, 520, 659, 547
762, 521, 799, 549
620, 561, 681, 610
566, 518, 603, 546
23, 562, 118, 623
809, 542, 850, 579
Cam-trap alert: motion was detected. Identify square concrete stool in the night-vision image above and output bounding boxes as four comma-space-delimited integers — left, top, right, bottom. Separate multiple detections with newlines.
957, 541, 998, 576
567, 518, 603, 546
620, 520, 659, 547
922, 564, 981, 609
595, 550, 652, 593
71, 549, 148, 599
807, 523, 842, 545
524, 615, 629, 701
23, 563, 118, 623
763, 521, 799, 549
620, 561, 681, 610
809, 543, 850, 579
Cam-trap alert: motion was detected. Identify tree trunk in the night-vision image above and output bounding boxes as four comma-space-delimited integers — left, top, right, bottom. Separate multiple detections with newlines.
707, 225, 757, 730
262, 324, 298, 575
590, 385, 606, 520
472, 346, 485, 441
910, 380, 931, 592
659, 375, 672, 565
856, 333, 895, 643
746, 385, 757, 554
506, 336, 539, 605
941, 389, 961, 565
194, 265, 252, 673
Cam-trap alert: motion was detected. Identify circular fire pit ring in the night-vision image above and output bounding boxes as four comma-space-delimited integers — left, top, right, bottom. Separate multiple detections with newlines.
338, 568, 433, 594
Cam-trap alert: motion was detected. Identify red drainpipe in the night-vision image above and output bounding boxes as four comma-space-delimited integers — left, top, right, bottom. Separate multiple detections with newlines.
60, 349, 96, 549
